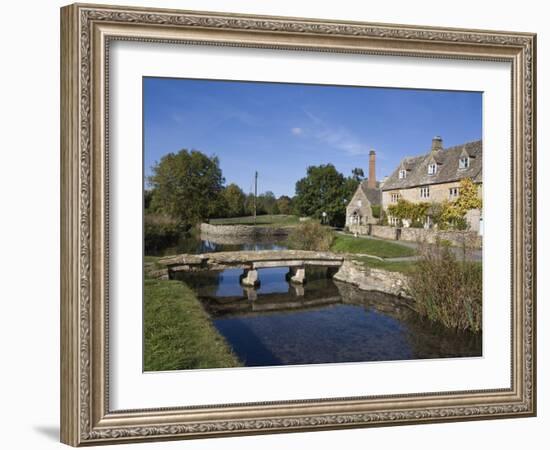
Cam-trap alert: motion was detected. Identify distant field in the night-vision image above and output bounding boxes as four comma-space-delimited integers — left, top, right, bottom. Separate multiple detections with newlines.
209, 214, 300, 226
331, 234, 416, 259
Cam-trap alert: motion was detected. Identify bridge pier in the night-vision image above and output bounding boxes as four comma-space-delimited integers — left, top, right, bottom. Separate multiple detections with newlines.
239, 269, 260, 287
287, 266, 306, 284
242, 286, 258, 301
289, 283, 305, 297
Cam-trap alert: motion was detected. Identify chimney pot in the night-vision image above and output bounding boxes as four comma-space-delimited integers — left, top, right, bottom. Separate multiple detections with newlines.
432, 136, 443, 152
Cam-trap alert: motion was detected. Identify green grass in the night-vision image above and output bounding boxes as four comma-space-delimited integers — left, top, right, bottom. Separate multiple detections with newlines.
351, 256, 418, 274
144, 255, 161, 264
331, 235, 416, 258
209, 214, 300, 226
144, 278, 241, 371
143, 255, 164, 275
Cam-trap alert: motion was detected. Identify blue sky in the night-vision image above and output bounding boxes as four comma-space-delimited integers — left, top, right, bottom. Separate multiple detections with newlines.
143, 77, 482, 197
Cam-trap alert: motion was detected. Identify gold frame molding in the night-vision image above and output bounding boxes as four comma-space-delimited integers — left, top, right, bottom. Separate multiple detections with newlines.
60, 3, 537, 446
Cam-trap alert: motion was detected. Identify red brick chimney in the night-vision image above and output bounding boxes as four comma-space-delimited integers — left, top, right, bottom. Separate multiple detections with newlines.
368, 150, 376, 189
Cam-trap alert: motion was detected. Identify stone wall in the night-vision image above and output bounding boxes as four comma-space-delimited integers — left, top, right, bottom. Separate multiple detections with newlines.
370, 225, 398, 240
200, 222, 292, 237
333, 260, 411, 299
347, 224, 481, 248
347, 224, 369, 236
399, 227, 482, 248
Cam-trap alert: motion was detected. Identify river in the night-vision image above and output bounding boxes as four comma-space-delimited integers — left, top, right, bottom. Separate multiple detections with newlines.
155, 231, 481, 367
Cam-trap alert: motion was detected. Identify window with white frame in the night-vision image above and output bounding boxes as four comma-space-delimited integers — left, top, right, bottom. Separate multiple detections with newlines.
449, 187, 459, 198
357, 200, 362, 207
459, 156, 470, 169
428, 163, 437, 175
391, 193, 399, 203
420, 186, 430, 198
398, 169, 406, 179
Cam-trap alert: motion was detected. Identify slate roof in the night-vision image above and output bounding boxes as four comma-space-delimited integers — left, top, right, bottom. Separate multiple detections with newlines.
382, 140, 482, 191
359, 181, 382, 205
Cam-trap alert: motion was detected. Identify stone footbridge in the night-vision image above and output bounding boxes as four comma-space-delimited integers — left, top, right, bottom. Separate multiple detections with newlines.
156, 250, 345, 286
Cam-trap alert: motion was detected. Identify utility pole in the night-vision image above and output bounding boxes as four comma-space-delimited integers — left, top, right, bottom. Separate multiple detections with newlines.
253, 171, 258, 225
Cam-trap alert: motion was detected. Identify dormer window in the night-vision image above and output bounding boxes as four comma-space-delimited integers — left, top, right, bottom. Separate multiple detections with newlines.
398, 169, 406, 179
428, 163, 437, 175
459, 156, 470, 169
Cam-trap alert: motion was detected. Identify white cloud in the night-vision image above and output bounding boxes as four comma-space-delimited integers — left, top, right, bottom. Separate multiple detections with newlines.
291, 127, 303, 136
315, 126, 370, 156
301, 109, 372, 156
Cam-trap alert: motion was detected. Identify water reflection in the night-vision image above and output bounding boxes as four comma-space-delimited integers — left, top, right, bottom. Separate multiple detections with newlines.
176, 267, 482, 367
149, 231, 288, 256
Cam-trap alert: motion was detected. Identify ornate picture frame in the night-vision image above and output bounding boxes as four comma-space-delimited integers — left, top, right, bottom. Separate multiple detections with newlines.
60, 3, 536, 446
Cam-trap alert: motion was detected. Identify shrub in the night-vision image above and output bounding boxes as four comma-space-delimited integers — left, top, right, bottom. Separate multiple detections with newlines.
371, 205, 381, 219
407, 240, 482, 332
144, 214, 182, 253
380, 210, 388, 226
286, 221, 334, 251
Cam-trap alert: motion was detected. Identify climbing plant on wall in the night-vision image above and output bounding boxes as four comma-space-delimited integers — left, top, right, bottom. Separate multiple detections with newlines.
386, 179, 481, 231
387, 199, 430, 223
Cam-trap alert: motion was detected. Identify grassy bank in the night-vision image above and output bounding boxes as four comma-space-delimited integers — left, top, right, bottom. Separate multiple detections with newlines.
331, 234, 416, 258
144, 278, 241, 371
210, 214, 299, 226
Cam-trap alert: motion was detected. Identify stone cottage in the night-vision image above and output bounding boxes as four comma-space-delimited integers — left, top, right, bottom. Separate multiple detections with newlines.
382, 137, 483, 232
345, 150, 382, 228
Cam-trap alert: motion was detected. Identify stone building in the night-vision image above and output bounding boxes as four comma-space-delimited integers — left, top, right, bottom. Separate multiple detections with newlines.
345, 150, 382, 227
382, 137, 482, 232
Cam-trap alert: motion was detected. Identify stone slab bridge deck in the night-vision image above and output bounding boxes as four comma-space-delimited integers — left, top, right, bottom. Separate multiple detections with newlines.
157, 250, 345, 286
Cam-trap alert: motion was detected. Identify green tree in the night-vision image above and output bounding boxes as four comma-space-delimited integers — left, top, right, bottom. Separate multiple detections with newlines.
244, 193, 256, 216
148, 149, 225, 225
144, 189, 154, 212
351, 167, 365, 181
207, 194, 229, 220
294, 164, 349, 226
222, 183, 246, 217
258, 191, 277, 215
276, 195, 293, 215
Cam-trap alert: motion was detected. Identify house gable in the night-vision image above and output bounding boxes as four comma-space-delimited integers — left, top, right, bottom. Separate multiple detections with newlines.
347, 185, 371, 213
346, 182, 380, 226
382, 140, 482, 191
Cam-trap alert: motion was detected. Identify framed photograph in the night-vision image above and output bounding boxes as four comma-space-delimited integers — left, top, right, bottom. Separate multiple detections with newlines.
60, 3, 536, 446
